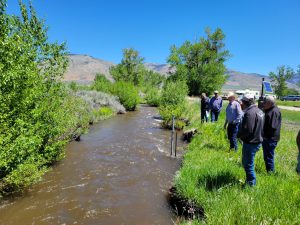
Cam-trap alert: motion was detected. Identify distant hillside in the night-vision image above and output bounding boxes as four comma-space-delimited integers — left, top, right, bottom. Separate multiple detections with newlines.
63, 54, 299, 91
223, 70, 299, 92
222, 70, 270, 91
144, 63, 174, 75
63, 54, 114, 83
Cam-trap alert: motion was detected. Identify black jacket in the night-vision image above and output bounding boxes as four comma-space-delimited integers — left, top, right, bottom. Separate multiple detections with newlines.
263, 105, 281, 141
201, 97, 210, 112
238, 105, 264, 144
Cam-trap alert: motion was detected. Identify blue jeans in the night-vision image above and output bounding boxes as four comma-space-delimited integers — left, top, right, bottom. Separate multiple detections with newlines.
201, 110, 208, 123
211, 110, 220, 122
262, 139, 277, 172
227, 123, 239, 151
242, 143, 261, 186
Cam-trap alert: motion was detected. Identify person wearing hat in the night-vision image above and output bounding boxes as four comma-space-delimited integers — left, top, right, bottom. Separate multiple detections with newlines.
237, 94, 264, 186
224, 92, 243, 151
209, 90, 223, 122
262, 96, 281, 173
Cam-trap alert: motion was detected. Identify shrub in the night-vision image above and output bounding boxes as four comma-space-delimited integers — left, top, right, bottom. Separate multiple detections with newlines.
91, 74, 112, 93
92, 107, 114, 120
69, 81, 79, 91
160, 80, 188, 106
76, 90, 126, 115
110, 81, 140, 111
158, 81, 188, 127
0, 1, 71, 193
145, 87, 161, 106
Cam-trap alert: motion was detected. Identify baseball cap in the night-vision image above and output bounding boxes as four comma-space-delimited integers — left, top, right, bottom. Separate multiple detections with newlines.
227, 92, 235, 98
214, 90, 219, 94
242, 94, 254, 102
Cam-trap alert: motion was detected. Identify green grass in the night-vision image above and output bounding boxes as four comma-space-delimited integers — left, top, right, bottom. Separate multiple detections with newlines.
277, 100, 300, 107
92, 107, 114, 121
176, 102, 300, 225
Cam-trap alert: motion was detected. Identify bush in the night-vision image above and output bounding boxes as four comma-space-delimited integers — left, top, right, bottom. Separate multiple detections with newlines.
76, 90, 125, 115
92, 107, 114, 120
69, 81, 79, 91
91, 74, 112, 93
158, 81, 188, 127
110, 81, 140, 111
145, 87, 161, 106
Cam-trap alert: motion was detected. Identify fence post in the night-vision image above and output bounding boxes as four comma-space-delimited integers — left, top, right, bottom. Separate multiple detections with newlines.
170, 115, 175, 156
175, 131, 177, 157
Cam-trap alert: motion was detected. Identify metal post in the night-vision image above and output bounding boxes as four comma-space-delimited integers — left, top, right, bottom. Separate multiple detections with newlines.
261, 77, 265, 98
170, 115, 175, 156
175, 131, 177, 157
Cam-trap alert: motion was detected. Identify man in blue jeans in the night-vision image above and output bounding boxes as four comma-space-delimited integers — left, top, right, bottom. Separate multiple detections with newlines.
209, 90, 223, 122
238, 94, 264, 186
262, 96, 281, 173
224, 92, 243, 151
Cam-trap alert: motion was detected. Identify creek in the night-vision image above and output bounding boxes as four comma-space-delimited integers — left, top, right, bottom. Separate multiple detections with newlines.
0, 106, 183, 225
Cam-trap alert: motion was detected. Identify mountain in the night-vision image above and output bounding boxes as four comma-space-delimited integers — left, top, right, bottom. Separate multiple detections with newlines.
223, 70, 299, 91
63, 54, 299, 91
222, 70, 271, 91
144, 63, 174, 75
63, 54, 114, 83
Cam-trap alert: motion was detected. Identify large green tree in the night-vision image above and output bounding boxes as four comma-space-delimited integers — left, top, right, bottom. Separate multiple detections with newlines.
167, 28, 230, 96
0, 0, 69, 191
269, 66, 295, 98
110, 48, 145, 85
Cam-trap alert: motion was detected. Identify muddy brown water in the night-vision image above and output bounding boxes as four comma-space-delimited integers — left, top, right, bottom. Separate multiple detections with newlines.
0, 106, 184, 225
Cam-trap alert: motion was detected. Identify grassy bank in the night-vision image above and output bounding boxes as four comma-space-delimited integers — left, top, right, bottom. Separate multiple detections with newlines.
277, 100, 300, 107
176, 102, 300, 224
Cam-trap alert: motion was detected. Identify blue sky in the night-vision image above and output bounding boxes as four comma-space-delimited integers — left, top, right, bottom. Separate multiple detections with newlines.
5, 0, 300, 75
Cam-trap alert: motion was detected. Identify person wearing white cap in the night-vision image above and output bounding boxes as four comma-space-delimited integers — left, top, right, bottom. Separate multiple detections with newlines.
224, 92, 243, 151
237, 94, 264, 186
209, 90, 223, 122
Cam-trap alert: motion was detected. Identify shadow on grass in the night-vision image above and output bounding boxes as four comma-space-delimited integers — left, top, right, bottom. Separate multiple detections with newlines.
197, 171, 239, 191
201, 143, 226, 151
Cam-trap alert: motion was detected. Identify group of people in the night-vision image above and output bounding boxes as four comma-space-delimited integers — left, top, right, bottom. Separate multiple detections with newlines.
200, 91, 284, 186
200, 90, 223, 123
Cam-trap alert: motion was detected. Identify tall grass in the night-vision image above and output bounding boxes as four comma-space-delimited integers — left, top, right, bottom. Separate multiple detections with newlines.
176, 102, 300, 224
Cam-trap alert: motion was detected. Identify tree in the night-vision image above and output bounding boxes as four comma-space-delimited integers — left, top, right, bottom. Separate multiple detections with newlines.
286, 88, 299, 95
91, 73, 112, 93
0, 0, 68, 191
269, 66, 294, 98
110, 48, 145, 85
143, 70, 165, 88
167, 28, 230, 96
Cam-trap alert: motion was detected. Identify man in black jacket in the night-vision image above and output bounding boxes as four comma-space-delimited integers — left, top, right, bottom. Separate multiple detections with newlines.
200, 93, 210, 123
262, 96, 281, 172
238, 94, 264, 186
